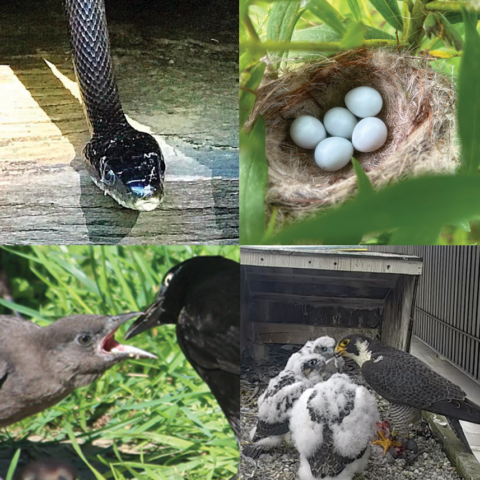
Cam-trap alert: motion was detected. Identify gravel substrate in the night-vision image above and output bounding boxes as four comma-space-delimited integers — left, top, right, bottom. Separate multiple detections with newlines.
240, 345, 462, 480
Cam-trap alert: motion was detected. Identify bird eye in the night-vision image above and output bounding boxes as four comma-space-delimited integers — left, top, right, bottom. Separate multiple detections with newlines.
320, 346, 327, 352
341, 339, 350, 347
101, 170, 116, 186
309, 359, 318, 367
164, 272, 174, 287
77, 334, 93, 346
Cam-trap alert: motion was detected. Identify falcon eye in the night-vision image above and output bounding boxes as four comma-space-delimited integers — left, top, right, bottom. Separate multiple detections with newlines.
308, 359, 318, 367
164, 272, 174, 287
341, 339, 350, 347
77, 334, 93, 346
319, 346, 327, 352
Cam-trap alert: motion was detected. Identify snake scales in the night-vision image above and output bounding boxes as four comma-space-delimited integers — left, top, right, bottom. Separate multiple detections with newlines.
64, 0, 165, 211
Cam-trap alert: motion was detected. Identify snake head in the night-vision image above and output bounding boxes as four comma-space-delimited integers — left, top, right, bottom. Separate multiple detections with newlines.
84, 127, 166, 212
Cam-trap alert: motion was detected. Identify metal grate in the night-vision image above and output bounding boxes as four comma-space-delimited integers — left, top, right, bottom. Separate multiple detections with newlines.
368, 246, 480, 385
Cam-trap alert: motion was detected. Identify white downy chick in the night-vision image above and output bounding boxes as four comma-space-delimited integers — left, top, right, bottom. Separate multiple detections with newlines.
250, 354, 331, 449
290, 373, 379, 480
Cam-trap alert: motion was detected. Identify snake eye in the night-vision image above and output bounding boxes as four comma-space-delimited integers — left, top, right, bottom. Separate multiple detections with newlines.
164, 272, 174, 287
101, 170, 116, 186
77, 333, 93, 346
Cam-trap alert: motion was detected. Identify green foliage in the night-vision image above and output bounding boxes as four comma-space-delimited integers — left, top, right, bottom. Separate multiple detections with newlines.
240, 117, 268, 244
458, 8, 480, 175
240, 0, 480, 245
368, 0, 403, 32
270, 176, 480, 245
0, 246, 240, 480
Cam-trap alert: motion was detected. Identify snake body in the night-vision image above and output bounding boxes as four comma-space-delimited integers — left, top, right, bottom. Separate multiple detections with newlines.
64, 0, 165, 211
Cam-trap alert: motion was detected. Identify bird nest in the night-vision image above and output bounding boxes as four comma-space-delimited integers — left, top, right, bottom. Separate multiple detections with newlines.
247, 49, 458, 225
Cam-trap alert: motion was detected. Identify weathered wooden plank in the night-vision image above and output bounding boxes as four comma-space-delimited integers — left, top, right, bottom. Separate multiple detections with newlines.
0, 49, 238, 244
245, 269, 400, 289
382, 275, 418, 351
241, 248, 423, 275
248, 279, 390, 300
248, 292, 384, 309
250, 322, 378, 345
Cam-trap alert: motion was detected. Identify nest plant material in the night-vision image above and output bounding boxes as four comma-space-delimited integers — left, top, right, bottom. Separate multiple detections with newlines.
248, 49, 458, 225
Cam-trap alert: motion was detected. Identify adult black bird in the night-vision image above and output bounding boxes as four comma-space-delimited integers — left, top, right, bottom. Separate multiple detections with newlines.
125, 256, 240, 440
336, 334, 480, 454
0, 312, 156, 428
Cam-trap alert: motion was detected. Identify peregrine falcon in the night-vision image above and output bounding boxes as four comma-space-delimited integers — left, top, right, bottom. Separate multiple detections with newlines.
286, 336, 345, 374
250, 354, 336, 450
335, 334, 480, 453
290, 373, 379, 480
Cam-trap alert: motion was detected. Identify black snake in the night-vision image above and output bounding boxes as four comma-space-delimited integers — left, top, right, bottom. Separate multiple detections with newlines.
64, 0, 165, 211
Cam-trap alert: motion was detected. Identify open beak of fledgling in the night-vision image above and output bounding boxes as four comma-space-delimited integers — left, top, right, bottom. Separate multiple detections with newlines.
100, 312, 158, 360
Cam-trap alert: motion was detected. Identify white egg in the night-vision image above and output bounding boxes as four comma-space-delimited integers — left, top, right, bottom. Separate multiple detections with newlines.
290, 115, 327, 149
352, 117, 388, 152
314, 137, 354, 171
323, 107, 358, 139
345, 86, 383, 118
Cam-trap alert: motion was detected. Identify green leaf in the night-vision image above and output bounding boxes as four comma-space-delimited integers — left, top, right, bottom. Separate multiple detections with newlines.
271, 176, 480, 245
239, 51, 266, 130
267, 0, 302, 45
452, 219, 472, 232
458, 8, 480, 175
368, 0, 403, 32
346, 0, 362, 22
289, 20, 394, 60
340, 21, 365, 49
240, 117, 268, 244
266, 0, 302, 71
6, 449, 21, 480
352, 158, 374, 198
306, 0, 347, 36
388, 225, 442, 245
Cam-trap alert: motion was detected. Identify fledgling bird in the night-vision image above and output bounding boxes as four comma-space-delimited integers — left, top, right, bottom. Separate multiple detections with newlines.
290, 373, 379, 480
336, 334, 480, 454
0, 313, 156, 428
125, 256, 240, 438
13, 458, 76, 480
287, 336, 345, 374
250, 354, 335, 450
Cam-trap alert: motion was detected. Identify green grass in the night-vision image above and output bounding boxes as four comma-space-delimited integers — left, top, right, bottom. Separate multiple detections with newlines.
0, 246, 239, 480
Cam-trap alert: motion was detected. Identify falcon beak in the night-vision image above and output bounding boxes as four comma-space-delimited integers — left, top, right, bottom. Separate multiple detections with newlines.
335, 345, 346, 356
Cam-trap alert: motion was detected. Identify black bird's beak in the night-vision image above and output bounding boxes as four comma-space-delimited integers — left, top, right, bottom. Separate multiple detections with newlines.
101, 312, 158, 360
124, 286, 167, 340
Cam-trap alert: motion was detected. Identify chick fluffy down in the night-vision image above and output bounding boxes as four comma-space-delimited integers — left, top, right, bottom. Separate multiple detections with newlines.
286, 336, 345, 373
290, 373, 379, 480
250, 354, 329, 447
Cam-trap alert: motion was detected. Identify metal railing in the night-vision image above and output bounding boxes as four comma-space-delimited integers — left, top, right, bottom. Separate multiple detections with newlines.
368, 246, 480, 385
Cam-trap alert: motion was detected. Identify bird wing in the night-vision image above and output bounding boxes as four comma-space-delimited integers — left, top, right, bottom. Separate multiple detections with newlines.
253, 419, 290, 440
362, 350, 466, 409
177, 308, 239, 375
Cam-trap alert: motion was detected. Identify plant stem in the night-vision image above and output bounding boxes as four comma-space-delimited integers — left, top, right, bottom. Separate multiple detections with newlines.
404, 0, 429, 51
425, 1, 480, 12
240, 39, 400, 54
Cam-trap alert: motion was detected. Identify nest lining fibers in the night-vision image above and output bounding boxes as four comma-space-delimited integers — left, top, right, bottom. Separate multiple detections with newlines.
248, 49, 458, 223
